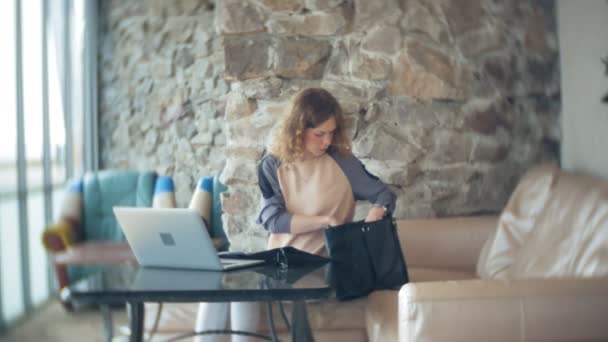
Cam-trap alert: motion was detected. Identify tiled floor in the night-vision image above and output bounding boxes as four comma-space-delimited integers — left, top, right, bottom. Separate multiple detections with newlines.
0, 300, 128, 342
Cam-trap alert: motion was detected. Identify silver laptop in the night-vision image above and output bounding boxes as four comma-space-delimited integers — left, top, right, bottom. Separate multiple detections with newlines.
113, 207, 265, 271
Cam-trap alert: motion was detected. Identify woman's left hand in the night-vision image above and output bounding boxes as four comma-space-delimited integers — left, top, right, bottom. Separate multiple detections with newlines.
364, 206, 386, 222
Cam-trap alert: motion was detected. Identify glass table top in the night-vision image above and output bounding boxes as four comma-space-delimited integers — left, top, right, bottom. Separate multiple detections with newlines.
64, 262, 332, 304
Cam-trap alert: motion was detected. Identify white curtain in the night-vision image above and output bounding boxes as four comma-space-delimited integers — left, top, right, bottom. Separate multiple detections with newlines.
47, 0, 98, 176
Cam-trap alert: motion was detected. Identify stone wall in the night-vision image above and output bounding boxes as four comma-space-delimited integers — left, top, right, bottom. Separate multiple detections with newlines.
98, 0, 226, 204
99, 0, 561, 252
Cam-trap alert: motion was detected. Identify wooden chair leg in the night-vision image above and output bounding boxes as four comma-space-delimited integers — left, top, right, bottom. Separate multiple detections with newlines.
54, 263, 73, 310
54, 263, 69, 289
60, 297, 74, 311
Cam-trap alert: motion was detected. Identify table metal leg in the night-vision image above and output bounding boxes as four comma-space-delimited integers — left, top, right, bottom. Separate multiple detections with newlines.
291, 301, 314, 342
127, 302, 144, 342
100, 304, 113, 342
265, 301, 279, 342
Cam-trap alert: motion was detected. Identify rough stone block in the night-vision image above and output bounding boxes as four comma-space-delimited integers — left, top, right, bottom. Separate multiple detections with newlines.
224, 35, 273, 80
216, 0, 266, 34
220, 158, 258, 185
266, 4, 348, 36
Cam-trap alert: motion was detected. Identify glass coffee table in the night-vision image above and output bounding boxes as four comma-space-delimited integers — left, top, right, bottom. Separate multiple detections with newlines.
62, 262, 332, 342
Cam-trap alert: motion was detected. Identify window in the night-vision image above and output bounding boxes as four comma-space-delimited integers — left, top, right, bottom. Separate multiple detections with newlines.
0, 0, 94, 330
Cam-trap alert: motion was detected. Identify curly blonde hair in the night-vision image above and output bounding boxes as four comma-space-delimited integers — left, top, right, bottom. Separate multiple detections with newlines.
271, 88, 352, 162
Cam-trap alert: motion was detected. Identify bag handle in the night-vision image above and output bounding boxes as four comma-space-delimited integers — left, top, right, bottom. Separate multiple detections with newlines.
359, 224, 378, 284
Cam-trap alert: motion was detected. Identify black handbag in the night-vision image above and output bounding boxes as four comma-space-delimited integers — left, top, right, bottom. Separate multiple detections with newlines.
324, 215, 409, 301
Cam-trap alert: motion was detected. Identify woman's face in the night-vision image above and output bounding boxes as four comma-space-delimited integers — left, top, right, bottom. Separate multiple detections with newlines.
303, 116, 336, 158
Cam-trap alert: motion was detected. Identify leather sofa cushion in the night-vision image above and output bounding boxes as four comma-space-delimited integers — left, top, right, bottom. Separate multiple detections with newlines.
478, 164, 608, 279
510, 169, 608, 277
366, 290, 398, 342
365, 268, 476, 342
477, 164, 559, 278
399, 278, 608, 342
408, 267, 476, 282
398, 216, 497, 272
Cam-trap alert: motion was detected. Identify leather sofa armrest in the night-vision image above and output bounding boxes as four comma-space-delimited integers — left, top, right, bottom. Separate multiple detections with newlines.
398, 277, 608, 341
42, 221, 78, 252
396, 216, 498, 271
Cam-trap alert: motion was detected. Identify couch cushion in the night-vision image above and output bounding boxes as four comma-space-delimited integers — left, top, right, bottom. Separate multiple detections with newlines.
82, 170, 156, 241
408, 267, 476, 282
366, 290, 398, 342
67, 170, 156, 284
391, 265, 476, 341
365, 268, 478, 342
397, 216, 497, 272
399, 278, 608, 342
478, 164, 608, 279
510, 169, 608, 277
477, 164, 559, 279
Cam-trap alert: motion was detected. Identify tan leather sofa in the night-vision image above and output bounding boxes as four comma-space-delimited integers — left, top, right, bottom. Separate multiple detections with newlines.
398, 164, 608, 341
143, 164, 608, 341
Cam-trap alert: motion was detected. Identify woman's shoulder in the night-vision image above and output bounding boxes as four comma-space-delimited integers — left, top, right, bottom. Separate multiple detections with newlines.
259, 154, 282, 173
327, 149, 380, 180
327, 148, 357, 164
258, 154, 282, 198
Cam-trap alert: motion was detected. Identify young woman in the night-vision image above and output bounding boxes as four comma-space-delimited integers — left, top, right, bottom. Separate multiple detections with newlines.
195, 88, 396, 342
256, 87, 396, 255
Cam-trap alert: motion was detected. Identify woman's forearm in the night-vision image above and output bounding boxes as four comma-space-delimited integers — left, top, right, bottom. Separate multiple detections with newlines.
289, 214, 332, 234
